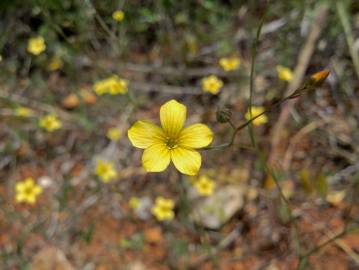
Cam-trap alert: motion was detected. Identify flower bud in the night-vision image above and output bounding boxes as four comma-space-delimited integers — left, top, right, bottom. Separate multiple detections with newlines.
310, 70, 330, 86
216, 108, 232, 123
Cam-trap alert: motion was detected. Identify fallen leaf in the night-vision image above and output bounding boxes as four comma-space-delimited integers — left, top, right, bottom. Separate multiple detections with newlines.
30, 247, 74, 270
62, 93, 79, 109
144, 227, 163, 244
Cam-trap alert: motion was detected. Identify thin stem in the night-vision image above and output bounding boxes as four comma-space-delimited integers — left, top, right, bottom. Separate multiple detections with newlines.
337, 2, 359, 80
204, 90, 300, 151
248, 16, 265, 147
296, 229, 348, 270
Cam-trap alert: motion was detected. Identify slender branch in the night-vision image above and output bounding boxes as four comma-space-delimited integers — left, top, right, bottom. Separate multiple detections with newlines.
296, 229, 348, 270
204, 84, 312, 151
248, 17, 265, 147
337, 2, 359, 79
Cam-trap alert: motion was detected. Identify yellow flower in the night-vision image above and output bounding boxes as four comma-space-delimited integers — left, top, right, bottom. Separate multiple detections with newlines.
48, 56, 63, 71
245, 106, 268, 126
219, 56, 240, 71
107, 127, 122, 141
15, 107, 33, 117
27, 37, 46, 55
276, 65, 293, 82
39, 114, 62, 132
112, 10, 125, 22
15, 178, 42, 204
151, 196, 175, 221
95, 159, 117, 183
129, 196, 140, 209
128, 100, 213, 176
93, 75, 128, 95
201, 75, 223, 94
194, 175, 215, 196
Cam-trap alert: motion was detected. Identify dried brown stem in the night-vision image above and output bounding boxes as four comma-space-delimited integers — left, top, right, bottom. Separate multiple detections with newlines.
268, 4, 329, 167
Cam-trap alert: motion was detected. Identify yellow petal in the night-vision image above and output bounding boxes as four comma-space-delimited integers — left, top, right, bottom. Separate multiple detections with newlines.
142, 143, 170, 172
34, 186, 43, 195
26, 194, 36, 204
16, 193, 25, 202
171, 147, 201, 176
178, 123, 213, 149
15, 182, 25, 192
24, 178, 34, 188
160, 100, 186, 137
128, 121, 166, 149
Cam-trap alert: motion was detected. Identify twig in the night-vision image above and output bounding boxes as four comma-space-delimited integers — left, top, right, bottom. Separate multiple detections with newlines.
337, 2, 359, 79
327, 230, 359, 266
296, 229, 347, 270
0, 91, 73, 120
327, 161, 359, 185
130, 81, 237, 95
121, 62, 238, 78
189, 225, 242, 269
282, 121, 319, 171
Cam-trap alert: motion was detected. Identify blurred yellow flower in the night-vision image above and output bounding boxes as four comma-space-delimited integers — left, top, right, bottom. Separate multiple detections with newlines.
276, 65, 293, 82
151, 196, 175, 221
15, 177, 42, 204
194, 175, 215, 196
201, 75, 223, 94
95, 159, 117, 183
15, 107, 33, 117
27, 37, 46, 55
129, 196, 140, 209
245, 106, 268, 126
128, 100, 213, 176
39, 114, 62, 132
48, 56, 63, 71
112, 10, 125, 22
93, 75, 128, 95
219, 56, 240, 71
326, 190, 346, 206
107, 127, 122, 141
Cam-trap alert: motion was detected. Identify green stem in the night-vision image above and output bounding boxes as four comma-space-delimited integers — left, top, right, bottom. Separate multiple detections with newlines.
337, 2, 359, 80
204, 91, 299, 151
248, 16, 265, 148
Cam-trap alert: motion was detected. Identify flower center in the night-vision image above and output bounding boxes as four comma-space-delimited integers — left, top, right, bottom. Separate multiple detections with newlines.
166, 137, 178, 149
24, 187, 33, 195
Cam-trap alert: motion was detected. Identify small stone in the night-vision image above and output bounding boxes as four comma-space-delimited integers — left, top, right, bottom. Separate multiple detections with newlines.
30, 247, 74, 270
190, 185, 245, 229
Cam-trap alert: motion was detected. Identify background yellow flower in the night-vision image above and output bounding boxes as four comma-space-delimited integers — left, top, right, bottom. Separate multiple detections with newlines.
95, 159, 117, 183
48, 56, 63, 71
27, 37, 46, 55
201, 75, 223, 94
39, 114, 62, 132
194, 175, 216, 196
219, 56, 240, 71
112, 10, 125, 22
15, 178, 42, 204
94, 76, 128, 95
107, 127, 122, 141
276, 65, 293, 82
129, 197, 140, 209
245, 106, 268, 126
15, 107, 33, 117
128, 100, 213, 175
151, 197, 175, 221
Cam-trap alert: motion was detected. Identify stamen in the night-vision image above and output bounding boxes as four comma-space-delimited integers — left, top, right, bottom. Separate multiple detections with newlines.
166, 137, 178, 149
